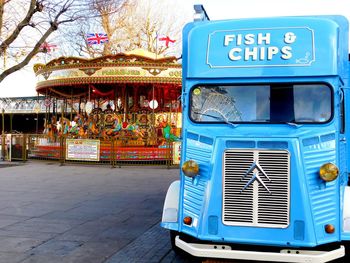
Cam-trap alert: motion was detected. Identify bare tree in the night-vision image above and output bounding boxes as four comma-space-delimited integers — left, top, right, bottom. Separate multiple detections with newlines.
0, 0, 12, 37
112, 0, 183, 56
89, 0, 128, 55
57, 0, 129, 58
64, 0, 184, 58
0, 0, 84, 83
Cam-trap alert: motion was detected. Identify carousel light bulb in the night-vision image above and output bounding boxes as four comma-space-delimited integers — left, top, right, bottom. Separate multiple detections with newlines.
149, 99, 158, 109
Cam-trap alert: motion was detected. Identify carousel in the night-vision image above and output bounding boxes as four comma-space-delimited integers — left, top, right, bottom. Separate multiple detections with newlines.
31, 49, 182, 164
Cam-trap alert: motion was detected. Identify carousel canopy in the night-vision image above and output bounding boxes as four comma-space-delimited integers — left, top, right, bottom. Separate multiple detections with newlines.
33, 49, 182, 99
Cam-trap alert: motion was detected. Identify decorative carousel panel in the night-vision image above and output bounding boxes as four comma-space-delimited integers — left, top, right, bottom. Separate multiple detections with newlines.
34, 51, 181, 93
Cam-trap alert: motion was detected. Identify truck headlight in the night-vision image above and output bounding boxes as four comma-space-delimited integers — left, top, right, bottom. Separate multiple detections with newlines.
182, 160, 199, 177
319, 163, 339, 182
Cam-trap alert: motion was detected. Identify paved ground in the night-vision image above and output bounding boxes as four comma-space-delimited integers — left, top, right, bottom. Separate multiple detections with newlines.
1, 161, 345, 263
0, 161, 198, 263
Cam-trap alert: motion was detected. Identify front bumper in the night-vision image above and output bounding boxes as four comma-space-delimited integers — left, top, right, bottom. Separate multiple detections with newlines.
175, 236, 345, 263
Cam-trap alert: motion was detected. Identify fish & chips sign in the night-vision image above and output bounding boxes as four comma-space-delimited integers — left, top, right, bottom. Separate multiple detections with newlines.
207, 27, 315, 68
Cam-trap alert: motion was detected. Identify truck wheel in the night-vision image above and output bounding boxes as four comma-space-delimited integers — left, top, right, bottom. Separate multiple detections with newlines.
170, 230, 180, 252
344, 241, 350, 260
169, 231, 204, 262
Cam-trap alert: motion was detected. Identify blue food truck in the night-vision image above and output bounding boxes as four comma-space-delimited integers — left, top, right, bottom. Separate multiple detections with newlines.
161, 8, 350, 263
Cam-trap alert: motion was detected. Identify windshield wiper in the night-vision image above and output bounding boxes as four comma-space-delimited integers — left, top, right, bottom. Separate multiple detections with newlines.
278, 121, 303, 128
193, 111, 238, 128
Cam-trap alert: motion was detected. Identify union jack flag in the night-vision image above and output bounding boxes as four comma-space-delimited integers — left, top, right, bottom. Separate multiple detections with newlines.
86, 33, 109, 45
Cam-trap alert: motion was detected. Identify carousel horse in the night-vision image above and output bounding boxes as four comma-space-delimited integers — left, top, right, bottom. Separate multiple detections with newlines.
100, 129, 109, 140
75, 114, 84, 127
63, 120, 70, 135
74, 115, 87, 138
45, 124, 55, 141
43, 119, 55, 141
88, 117, 99, 136
78, 126, 86, 138
162, 124, 179, 142
43, 119, 49, 134
69, 122, 79, 136
57, 117, 71, 136
50, 116, 58, 136
146, 126, 157, 145
47, 124, 55, 141
105, 115, 122, 136
132, 124, 145, 138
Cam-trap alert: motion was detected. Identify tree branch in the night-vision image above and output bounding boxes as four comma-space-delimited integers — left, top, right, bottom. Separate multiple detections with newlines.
0, 25, 55, 82
0, 0, 76, 82
0, 0, 41, 56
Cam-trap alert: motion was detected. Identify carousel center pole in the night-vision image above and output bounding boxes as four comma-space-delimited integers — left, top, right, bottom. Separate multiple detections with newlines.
70, 90, 73, 121
2, 108, 4, 135
35, 93, 39, 134
9, 112, 12, 133
123, 84, 127, 121
60, 100, 64, 134
1, 108, 4, 161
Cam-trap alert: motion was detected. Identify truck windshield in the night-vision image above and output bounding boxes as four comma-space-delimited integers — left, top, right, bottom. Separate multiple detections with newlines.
190, 84, 332, 124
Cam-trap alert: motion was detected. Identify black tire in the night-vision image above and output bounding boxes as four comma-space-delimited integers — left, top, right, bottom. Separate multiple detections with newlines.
169, 230, 202, 262
331, 242, 349, 262
170, 230, 181, 252
344, 241, 350, 261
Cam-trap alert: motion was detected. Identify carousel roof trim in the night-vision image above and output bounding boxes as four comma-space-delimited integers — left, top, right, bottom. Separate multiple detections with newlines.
35, 76, 182, 90
33, 49, 182, 98
33, 50, 180, 74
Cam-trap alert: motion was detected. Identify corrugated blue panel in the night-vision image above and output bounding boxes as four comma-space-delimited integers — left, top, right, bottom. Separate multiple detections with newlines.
311, 187, 337, 222
183, 177, 207, 217
183, 136, 212, 218
187, 145, 212, 160
186, 137, 213, 174
339, 139, 347, 185
302, 134, 337, 237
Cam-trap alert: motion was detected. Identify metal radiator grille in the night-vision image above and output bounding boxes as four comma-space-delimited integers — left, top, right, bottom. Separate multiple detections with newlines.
223, 149, 290, 228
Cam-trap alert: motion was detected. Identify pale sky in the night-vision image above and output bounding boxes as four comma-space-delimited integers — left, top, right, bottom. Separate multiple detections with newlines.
1, 0, 349, 98
195, 0, 350, 20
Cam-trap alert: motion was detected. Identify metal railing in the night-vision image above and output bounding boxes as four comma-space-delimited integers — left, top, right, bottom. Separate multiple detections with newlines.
2, 133, 179, 168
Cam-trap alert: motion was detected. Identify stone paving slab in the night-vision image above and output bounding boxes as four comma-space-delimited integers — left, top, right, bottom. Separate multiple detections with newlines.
0, 236, 44, 253
0, 161, 322, 263
0, 161, 197, 263
105, 223, 199, 263
0, 252, 28, 263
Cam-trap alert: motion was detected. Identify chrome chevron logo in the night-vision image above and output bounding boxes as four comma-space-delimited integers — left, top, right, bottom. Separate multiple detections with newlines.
241, 161, 271, 194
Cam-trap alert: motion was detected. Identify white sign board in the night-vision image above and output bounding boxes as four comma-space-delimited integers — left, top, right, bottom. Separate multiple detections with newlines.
66, 139, 100, 161
172, 141, 181, 165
